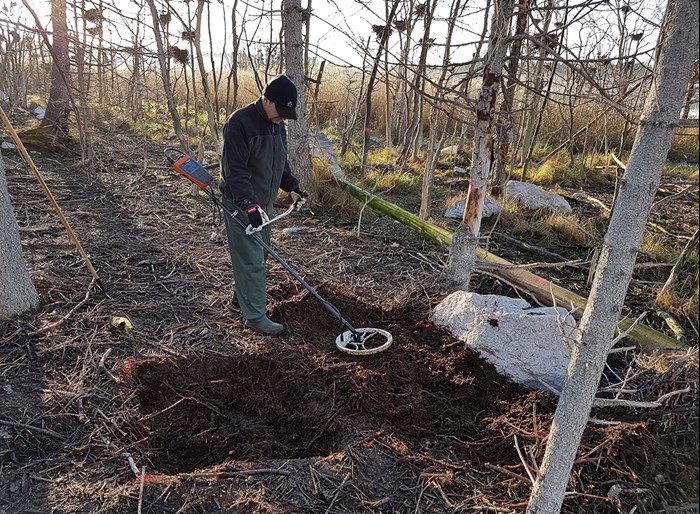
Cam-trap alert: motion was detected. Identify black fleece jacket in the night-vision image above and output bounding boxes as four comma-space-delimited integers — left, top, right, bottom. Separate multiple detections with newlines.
220, 98, 300, 208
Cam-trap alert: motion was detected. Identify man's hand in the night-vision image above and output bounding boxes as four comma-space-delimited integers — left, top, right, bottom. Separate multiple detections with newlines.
245, 204, 269, 233
290, 188, 308, 211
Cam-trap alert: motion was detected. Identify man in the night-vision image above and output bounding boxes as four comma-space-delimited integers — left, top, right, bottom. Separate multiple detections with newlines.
220, 75, 307, 336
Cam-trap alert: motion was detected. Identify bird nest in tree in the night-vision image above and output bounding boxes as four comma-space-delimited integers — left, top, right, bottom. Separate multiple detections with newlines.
168, 45, 189, 64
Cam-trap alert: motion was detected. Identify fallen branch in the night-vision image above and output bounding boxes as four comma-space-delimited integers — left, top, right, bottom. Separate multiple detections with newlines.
651, 184, 699, 211
657, 228, 699, 301
593, 387, 692, 409
335, 176, 681, 350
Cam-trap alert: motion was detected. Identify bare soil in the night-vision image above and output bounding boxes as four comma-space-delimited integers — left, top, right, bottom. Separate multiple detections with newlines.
1, 115, 698, 513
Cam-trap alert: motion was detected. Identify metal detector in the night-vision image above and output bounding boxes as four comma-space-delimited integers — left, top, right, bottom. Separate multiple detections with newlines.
165, 149, 393, 355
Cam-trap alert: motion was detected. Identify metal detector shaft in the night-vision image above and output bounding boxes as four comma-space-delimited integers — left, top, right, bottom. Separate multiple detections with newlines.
207, 189, 359, 337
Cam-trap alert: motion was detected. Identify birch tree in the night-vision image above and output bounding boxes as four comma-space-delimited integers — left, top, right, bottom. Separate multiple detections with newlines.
284, 0, 313, 192
0, 151, 40, 318
446, 0, 515, 288
526, 0, 699, 511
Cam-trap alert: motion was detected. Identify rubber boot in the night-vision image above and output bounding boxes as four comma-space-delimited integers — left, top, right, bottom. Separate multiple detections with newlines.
245, 316, 285, 336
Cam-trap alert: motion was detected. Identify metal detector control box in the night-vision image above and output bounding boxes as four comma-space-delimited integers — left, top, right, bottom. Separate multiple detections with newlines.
173, 155, 214, 189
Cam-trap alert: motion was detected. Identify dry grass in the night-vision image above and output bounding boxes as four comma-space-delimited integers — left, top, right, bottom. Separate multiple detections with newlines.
496, 200, 599, 247
529, 151, 611, 186
310, 157, 366, 221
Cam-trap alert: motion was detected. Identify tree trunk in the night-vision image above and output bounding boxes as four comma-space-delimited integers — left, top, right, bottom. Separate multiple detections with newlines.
145, 0, 190, 154
447, 0, 515, 289
284, 0, 313, 192
492, 0, 528, 198
224, 0, 240, 114
194, 0, 221, 150
0, 152, 40, 318
526, 0, 699, 511
361, 0, 401, 169
419, 0, 464, 219
40, 0, 70, 138
398, 0, 437, 164
519, 0, 554, 169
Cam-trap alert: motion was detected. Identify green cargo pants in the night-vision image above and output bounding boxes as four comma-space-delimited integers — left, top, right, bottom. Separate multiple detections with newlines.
222, 198, 272, 321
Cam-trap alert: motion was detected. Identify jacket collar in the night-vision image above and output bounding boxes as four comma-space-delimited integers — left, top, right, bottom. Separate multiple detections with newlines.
254, 98, 274, 124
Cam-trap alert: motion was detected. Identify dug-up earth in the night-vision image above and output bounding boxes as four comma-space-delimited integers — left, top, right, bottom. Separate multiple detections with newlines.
1, 120, 698, 514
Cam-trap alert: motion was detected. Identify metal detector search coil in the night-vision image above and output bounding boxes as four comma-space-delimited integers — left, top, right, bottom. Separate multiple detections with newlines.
336, 328, 393, 356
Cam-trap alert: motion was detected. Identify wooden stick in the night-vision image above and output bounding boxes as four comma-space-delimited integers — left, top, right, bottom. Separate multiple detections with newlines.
0, 105, 105, 290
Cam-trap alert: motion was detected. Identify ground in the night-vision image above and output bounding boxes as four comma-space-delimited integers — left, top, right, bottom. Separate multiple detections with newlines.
0, 115, 698, 513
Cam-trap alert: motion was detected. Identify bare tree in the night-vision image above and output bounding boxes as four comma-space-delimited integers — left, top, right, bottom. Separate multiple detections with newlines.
447, 0, 515, 288
526, 0, 699, 511
419, 0, 465, 219
492, 0, 529, 197
361, 0, 401, 169
284, 0, 313, 192
194, 0, 221, 149
37, 0, 70, 138
399, 0, 438, 163
145, 0, 190, 154
0, 150, 40, 318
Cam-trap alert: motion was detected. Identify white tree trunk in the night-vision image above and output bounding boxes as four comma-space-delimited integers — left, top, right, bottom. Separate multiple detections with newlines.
447, 0, 515, 288
194, 0, 221, 150
284, 0, 313, 192
526, 0, 699, 511
0, 152, 40, 318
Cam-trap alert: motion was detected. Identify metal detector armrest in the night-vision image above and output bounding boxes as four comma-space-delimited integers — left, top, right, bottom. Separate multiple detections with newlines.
173, 155, 214, 189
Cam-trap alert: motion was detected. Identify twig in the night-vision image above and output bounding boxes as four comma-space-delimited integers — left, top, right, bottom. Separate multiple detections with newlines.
413, 476, 427, 514
0, 419, 62, 439
610, 312, 647, 348
324, 471, 351, 514
513, 435, 536, 485
484, 462, 531, 484
651, 184, 698, 211
174, 468, 292, 479
588, 418, 622, 426
475, 270, 546, 307
137, 466, 146, 514
492, 231, 571, 263
98, 348, 122, 383
140, 397, 188, 421
477, 258, 586, 271
121, 452, 140, 477
657, 228, 699, 300
592, 387, 692, 409
572, 192, 611, 214
27, 280, 94, 336
610, 152, 627, 171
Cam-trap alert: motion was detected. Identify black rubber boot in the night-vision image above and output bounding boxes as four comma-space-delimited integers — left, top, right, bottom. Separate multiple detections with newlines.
245, 316, 285, 336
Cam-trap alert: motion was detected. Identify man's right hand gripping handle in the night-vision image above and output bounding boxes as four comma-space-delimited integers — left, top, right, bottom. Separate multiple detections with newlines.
245, 204, 269, 234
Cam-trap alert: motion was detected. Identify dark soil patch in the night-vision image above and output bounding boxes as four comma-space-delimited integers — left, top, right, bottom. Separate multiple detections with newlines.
131, 281, 522, 475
